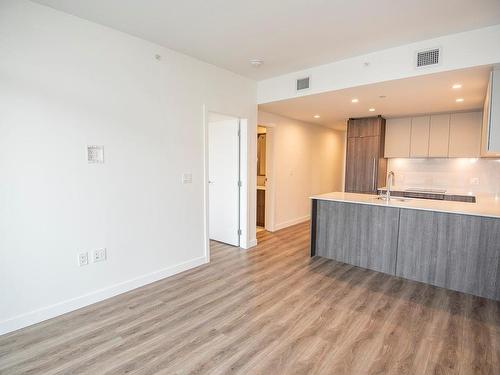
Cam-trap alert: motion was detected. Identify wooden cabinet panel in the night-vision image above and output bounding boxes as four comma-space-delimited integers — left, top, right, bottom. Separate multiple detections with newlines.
410, 116, 430, 157
449, 112, 482, 157
384, 117, 411, 157
315, 200, 399, 274
345, 136, 382, 193
345, 117, 386, 194
429, 114, 450, 157
256, 189, 265, 227
347, 117, 382, 138
396, 209, 500, 300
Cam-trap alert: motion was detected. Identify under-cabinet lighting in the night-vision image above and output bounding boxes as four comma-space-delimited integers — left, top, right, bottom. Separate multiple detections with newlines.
452, 84, 462, 89
456, 98, 464, 102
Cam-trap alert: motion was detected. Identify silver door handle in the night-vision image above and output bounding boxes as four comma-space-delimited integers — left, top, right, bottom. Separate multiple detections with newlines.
372, 158, 376, 191
208, 180, 215, 184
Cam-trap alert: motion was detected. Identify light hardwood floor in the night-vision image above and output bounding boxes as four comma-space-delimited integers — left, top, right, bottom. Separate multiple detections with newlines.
0, 222, 499, 374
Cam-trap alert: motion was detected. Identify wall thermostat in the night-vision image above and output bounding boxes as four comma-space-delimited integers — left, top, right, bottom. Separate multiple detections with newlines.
87, 145, 104, 164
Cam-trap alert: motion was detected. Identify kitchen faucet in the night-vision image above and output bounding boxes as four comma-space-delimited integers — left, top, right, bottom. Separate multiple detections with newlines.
386, 171, 395, 201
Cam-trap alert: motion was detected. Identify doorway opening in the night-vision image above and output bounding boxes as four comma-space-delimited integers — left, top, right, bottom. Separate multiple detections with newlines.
255, 124, 275, 234
256, 126, 267, 232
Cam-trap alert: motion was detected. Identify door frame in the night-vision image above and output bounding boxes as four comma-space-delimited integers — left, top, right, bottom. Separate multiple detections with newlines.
203, 106, 249, 262
255, 122, 276, 233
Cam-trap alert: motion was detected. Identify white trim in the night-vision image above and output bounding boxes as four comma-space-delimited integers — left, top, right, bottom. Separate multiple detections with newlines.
0, 256, 207, 335
203, 106, 211, 262
274, 215, 311, 231
243, 238, 257, 249
239, 119, 249, 249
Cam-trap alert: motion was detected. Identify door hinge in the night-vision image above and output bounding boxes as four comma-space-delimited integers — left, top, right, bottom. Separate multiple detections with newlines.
238, 180, 242, 187
238, 229, 242, 236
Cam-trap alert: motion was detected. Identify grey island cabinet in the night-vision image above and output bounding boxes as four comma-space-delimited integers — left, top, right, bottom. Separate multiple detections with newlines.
310, 193, 500, 301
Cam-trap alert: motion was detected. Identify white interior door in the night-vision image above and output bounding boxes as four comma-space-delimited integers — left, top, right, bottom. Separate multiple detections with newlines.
208, 118, 240, 246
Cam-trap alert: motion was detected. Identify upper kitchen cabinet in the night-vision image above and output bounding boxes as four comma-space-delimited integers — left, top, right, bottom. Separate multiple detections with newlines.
428, 114, 450, 157
410, 116, 430, 157
448, 112, 482, 157
385, 118, 411, 157
384, 111, 482, 158
481, 70, 500, 157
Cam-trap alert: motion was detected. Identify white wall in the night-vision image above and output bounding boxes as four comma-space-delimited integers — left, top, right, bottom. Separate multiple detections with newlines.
0, 0, 257, 334
258, 111, 345, 230
258, 25, 500, 104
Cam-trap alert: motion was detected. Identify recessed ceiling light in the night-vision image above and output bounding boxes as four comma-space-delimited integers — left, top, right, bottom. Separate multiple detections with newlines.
452, 84, 462, 89
456, 98, 464, 102
369, 108, 375, 112
351, 98, 359, 103
249, 58, 264, 67
313, 115, 320, 118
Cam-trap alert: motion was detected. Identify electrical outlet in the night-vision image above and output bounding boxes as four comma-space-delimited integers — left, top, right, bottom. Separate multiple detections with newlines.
470, 177, 480, 185
93, 248, 107, 263
78, 252, 89, 267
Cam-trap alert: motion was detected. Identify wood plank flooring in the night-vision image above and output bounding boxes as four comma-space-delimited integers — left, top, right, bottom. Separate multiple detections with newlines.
0, 222, 499, 374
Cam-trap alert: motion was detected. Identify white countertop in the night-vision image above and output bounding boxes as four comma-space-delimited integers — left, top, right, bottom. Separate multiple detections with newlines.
311, 192, 500, 219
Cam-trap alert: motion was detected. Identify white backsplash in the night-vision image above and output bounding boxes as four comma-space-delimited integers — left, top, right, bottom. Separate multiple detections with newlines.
387, 158, 500, 196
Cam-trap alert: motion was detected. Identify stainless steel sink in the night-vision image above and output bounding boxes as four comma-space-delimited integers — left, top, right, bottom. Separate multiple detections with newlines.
373, 196, 410, 202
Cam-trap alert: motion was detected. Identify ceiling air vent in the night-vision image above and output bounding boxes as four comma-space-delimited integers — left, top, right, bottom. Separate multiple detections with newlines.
296, 76, 310, 92
415, 47, 441, 68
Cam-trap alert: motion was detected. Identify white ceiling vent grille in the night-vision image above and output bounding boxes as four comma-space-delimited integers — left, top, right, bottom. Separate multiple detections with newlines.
415, 48, 441, 68
296, 76, 310, 92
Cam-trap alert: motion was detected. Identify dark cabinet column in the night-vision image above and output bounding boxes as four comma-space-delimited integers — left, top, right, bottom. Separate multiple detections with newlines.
345, 116, 387, 194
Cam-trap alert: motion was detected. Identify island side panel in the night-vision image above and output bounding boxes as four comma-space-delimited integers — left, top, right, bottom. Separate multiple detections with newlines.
315, 200, 400, 275
396, 209, 500, 300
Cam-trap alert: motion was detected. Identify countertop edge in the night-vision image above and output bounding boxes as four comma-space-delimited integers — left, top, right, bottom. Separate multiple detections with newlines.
310, 195, 500, 219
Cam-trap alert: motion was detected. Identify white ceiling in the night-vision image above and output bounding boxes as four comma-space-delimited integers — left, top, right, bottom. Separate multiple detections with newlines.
32, 0, 500, 80
259, 66, 492, 130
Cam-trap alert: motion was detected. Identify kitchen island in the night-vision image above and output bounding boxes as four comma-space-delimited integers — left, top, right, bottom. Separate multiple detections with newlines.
310, 192, 500, 300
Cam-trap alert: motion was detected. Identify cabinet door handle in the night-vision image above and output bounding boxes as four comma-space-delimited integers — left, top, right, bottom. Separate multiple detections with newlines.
372, 157, 376, 191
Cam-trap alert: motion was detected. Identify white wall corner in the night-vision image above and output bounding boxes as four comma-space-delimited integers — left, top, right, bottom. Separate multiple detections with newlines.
242, 238, 258, 249
274, 215, 311, 231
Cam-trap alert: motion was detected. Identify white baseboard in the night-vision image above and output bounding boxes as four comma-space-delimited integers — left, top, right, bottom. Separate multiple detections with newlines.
274, 215, 310, 231
0, 256, 207, 336
243, 238, 257, 249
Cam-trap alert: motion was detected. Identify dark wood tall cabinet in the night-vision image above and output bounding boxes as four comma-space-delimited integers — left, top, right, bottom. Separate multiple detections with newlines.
345, 116, 387, 194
